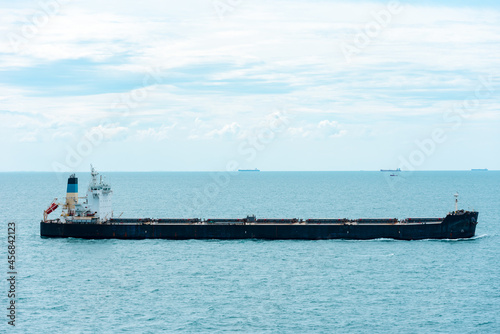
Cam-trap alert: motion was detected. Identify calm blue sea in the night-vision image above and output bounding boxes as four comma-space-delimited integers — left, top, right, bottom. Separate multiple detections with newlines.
1, 171, 499, 333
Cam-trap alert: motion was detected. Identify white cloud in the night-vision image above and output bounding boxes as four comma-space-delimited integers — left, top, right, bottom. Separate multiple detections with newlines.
205, 122, 241, 139
90, 124, 128, 140
288, 120, 347, 139
51, 131, 75, 140
18, 130, 38, 142
136, 123, 176, 141
317, 120, 347, 138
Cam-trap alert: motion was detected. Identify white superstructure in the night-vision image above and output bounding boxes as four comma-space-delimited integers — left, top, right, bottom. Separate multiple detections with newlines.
86, 165, 113, 221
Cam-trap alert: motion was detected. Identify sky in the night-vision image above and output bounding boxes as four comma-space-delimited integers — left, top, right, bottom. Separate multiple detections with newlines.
0, 0, 499, 172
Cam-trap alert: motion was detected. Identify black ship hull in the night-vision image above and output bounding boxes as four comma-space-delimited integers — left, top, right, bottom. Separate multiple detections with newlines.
40, 211, 478, 240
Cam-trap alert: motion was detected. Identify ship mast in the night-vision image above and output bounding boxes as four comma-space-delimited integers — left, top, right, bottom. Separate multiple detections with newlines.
90, 164, 98, 187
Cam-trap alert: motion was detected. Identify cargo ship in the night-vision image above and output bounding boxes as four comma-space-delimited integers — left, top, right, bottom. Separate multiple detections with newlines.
40, 167, 478, 240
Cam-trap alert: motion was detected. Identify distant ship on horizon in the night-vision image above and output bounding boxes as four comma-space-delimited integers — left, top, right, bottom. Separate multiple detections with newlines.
380, 168, 401, 172
238, 168, 260, 172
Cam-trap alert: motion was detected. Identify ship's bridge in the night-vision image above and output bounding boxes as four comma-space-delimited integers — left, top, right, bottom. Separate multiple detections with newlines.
86, 165, 113, 221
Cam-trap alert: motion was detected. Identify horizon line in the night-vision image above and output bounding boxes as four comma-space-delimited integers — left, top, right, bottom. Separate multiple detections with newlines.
0, 169, 496, 173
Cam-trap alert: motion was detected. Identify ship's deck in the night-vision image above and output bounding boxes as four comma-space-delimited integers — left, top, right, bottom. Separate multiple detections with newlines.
45, 217, 445, 226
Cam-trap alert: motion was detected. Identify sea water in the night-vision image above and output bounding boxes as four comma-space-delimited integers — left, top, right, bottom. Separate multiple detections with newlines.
0, 171, 499, 332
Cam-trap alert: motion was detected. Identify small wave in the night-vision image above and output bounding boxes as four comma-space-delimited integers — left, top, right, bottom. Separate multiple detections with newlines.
365, 238, 398, 242
475, 321, 494, 327
421, 234, 489, 242
356, 253, 395, 257
470, 233, 489, 240
327, 238, 399, 243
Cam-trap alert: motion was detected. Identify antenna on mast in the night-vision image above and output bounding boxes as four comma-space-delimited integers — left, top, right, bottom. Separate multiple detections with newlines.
454, 192, 459, 212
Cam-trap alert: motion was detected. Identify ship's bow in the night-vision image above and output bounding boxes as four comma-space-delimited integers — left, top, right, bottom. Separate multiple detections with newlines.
442, 211, 478, 239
